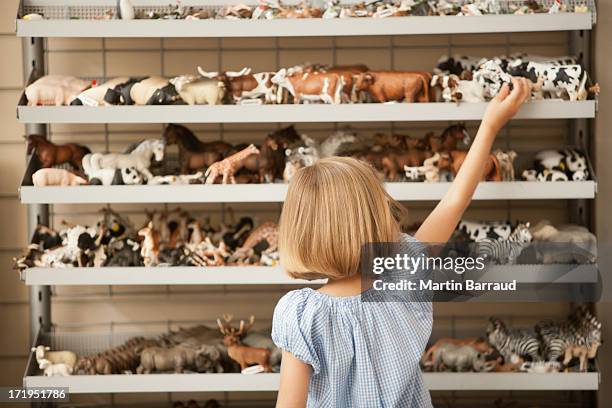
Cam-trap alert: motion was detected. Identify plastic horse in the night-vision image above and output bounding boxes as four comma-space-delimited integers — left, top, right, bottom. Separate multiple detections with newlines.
26, 134, 90, 169
83, 139, 165, 181
163, 124, 233, 174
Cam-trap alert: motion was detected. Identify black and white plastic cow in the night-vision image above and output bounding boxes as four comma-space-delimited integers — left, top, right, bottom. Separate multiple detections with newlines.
458, 220, 513, 242
435, 55, 486, 78
507, 60, 587, 101
533, 148, 589, 181
473, 60, 512, 100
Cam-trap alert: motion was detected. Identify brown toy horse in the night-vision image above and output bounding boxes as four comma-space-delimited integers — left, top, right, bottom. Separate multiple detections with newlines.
26, 134, 90, 170
426, 123, 471, 152
163, 124, 233, 174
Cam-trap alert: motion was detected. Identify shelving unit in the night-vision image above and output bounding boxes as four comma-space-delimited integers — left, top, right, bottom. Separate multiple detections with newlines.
23, 371, 600, 393
16, 100, 597, 124
16, 0, 600, 404
20, 264, 599, 286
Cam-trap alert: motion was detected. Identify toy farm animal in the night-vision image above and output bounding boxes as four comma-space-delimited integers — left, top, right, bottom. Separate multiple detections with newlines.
531, 148, 589, 181
170, 75, 226, 105
437, 150, 502, 181
493, 149, 517, 181
404, 153, 441, 182
473, 60, 512, 99
229, 222, 278, 263
82, 138, 165, 182
71, 77, 130, 106
217, 315, 272, 372
31, 345, 78, 369
432, 343, 495, 372
131, 77, 180, 105
205, 144, 260, 184
103, 77, 146, 105
32, 168, 88, 187
508, 60, 597, 101
148, 172, 204, 185
198, 67, 277, 104
137, 345, 222, 374
272, 69, 343, 104
435, 55, 485, 77
382, 149, 433, 181
163, 123, 233, 174
458, 220, 513, 242
25, 75, 91, 106
354, 71, 432, 103
430, 74, 485, 103
26, 134, 91, 169
138, 222, 161, 266
39, 359, 73, 377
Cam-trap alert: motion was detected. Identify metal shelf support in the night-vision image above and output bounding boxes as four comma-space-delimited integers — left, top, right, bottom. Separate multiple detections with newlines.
22, 34, 51, 344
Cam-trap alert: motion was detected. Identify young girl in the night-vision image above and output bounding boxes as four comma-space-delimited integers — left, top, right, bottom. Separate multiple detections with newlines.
272, 78, 532, 408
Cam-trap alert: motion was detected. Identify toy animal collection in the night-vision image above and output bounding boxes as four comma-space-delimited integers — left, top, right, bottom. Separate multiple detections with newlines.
13, 208, 279, 271
24, 54, 597, 107
23, 0, 590, 22
422, 306, 601, 373
448, 219, 596, 265
28, 124, 591, 187
34, 316, 280, 377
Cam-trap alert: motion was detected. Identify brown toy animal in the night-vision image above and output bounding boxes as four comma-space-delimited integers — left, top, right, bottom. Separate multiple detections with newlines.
437, 150, 502, 181
26, 134, 91, 169
354, 71, 432, 103
381, 150, 433, 181
138, 222, 161, 266
217, 314, 271, 372
205, 144, 260, 184
163, 124, 233, 174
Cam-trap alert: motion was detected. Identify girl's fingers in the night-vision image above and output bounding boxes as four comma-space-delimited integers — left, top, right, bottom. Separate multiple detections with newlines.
495, 83, 510, 101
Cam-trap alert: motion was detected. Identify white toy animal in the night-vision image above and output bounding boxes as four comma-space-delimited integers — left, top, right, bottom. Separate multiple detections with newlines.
117, 0, 135, 20
25, 75, 91, 106
170, 76, 226, 105
32, 169, 88, 187
39, 359, 73, 377
148, 172, 204, 185
71, 77, 129, 106
84, 139, 165, 182
31, 345, 78, 369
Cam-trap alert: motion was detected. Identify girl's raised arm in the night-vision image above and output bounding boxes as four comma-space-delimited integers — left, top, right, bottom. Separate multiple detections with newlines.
415, 77, 532, 244
276, 350, 312, 408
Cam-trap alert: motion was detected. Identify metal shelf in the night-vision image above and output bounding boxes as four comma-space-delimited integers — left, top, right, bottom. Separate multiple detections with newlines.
16, 13, 593, 38
21, 265, 324, 285
16, 101, 596, 124
22, 371, 600, 393
20, 264, 598, 286
19, 180, 597, 204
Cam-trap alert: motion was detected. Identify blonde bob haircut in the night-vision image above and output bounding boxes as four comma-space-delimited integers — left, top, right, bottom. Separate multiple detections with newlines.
279, 156, 406, 281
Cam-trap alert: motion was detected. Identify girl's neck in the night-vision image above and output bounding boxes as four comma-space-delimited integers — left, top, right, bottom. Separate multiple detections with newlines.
317, 273, 364, 297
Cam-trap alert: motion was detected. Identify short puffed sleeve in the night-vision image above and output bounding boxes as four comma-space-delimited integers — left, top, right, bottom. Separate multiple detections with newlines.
271, 290, 321, 374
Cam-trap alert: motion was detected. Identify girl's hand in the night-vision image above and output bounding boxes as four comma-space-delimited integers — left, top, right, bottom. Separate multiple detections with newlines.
482, 77, 533, 134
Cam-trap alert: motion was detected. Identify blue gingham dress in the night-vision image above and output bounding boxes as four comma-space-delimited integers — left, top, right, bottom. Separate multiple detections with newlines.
272, 236, 433, 407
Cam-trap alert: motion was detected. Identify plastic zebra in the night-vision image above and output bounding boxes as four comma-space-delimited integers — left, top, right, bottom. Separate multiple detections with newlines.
536, 306, 602, 364
487, 317, 541, 363
473, 222, 532, 265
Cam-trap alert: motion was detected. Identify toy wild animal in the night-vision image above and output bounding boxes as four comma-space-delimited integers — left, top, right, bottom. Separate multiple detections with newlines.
163, 124, 233, 174
26, 134, 91, 170
217, 314, 272, 372
205, 144, 260, 184
229, 222, 278, 263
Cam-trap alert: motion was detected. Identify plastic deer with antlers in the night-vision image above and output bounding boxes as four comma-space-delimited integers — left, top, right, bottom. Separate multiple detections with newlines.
217, 314, 272, 373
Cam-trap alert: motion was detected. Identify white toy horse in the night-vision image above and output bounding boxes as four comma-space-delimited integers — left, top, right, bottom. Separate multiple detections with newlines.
83, 139, 165, 182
